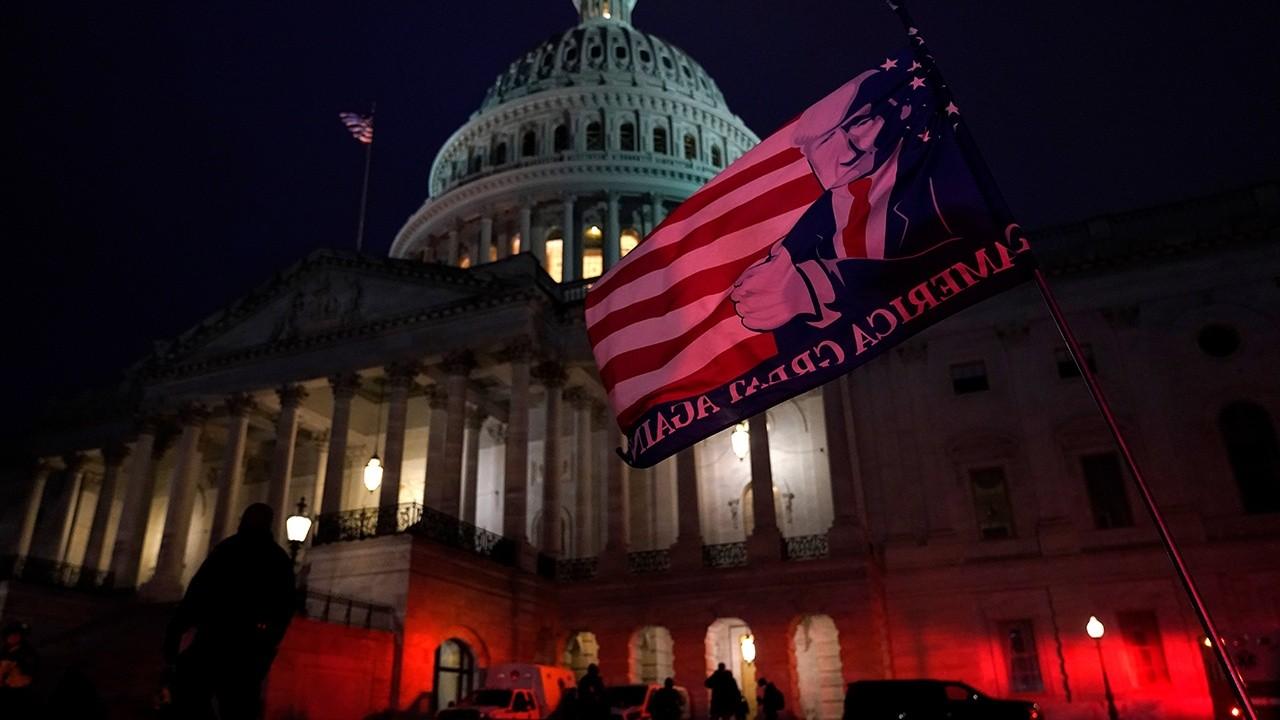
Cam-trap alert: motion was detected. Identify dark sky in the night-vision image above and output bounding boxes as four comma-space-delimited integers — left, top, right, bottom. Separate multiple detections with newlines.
6, 0, 1279, 432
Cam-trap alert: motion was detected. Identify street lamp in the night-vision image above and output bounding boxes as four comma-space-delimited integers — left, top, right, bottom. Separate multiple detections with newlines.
286, 497, 313, 565
1086, 616, 1120, 720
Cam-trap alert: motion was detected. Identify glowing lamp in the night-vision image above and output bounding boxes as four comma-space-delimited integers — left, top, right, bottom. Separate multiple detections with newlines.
1231, 707, 1242, 718
363, 454, 384, 492
731, 421, 750, 460
1203, 636, 1213, 648
740, 633, 757, 665
286, 497, 312, 565
1086, 616, 1105, 640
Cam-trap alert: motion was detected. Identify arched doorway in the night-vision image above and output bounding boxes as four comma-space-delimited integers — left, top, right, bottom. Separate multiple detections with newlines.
706, 618, 756, 717
435, 639, 476, 711
564, 631, 600, 679
630, 626, 675, 683
792, 615, 844, 720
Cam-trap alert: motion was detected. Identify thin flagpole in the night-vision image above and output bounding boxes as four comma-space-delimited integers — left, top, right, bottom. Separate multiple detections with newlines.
883, 3, 1259, 717
356, 101, 376, 253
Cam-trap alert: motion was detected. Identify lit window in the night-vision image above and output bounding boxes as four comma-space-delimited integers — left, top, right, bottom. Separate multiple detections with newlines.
1081, 452, 1134, 529
586, 122, 604, 151
1117, 611, 1170, 685
970, 466, 1015, 540
711, 145, 723, 167
554, 125, 570, 153
488, 242, 498, 262
522, 131, 537, 157
1055, 345, 1096, 378
683, 133, 697, 160
510, 233, 522, 255
545, 238, 564, 282
620, 123, 636, 151
1000, 620, 1045, 692
620, 229, 641, 257
950, 361, 989, 394
583, 249, 603, 279
653, 127, 668, 155
1219, 402, 1280, 514
458, 251, 472, 269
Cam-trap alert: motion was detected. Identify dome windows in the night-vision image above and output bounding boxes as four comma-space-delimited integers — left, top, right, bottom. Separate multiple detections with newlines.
711, 145, 723, 168
493, 141, 508, 166
620, 122, 636, 151
586, 121, 604, 151
468, 150, 483, 174
583, 225, 604, 279
615, 45, 628, 61
638, 48, 651, 64
653, 127, 668, 154
554, 124, 571, 153
684, 133, 697, 161
522, 130, 537, 158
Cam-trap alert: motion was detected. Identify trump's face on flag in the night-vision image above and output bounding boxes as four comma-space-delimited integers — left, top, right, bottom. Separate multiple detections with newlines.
794, 70, 911, 191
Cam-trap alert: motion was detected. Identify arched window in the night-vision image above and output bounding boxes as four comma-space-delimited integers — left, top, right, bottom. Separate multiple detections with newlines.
493, 142, 507, 166
1219, 402, 1280, 514
586, 121, 604, 151
683, 134, 697, 160
652, 127, 668, 155
433, 640, 476, 712
620, 122, 636, 151
522, 130, 537, 157
468, 151, 482, 174
554, 124, 570, 153
711, 145, 723, 168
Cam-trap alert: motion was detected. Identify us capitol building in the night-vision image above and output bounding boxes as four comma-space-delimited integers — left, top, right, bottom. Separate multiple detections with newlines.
3, 2, 1278, 719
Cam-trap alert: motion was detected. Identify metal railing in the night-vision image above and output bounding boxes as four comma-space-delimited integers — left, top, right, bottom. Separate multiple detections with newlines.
702, 542, 749, 569
555, 556, 599, 582
782, 534, 830, 562
627, 549, 671, 574
406, 505, 517, 565
314, 502, 424, 545
0, 555, 116, 592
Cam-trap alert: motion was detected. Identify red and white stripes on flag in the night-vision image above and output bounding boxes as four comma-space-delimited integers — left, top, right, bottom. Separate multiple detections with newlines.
585, 122, 825, 431
338, 112, 374, 144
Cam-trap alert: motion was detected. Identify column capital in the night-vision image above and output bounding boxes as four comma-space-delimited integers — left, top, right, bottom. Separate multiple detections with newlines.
177, 403, 210, 427
606, 190, 621, 203
466, 407, 488, 430
560, 192, 577, 205
563, 386, 593, 409
441, 350, 477, 376
496, 336, 536, 363
62, 452, 87, 474
329, 372, 363, 399
308, 428, 331, 445
423, 384, 449, 409
276, 384, 309, 408
385, 361, 423, 387
592, 401, 611, 426
532, 360, 567, 388
225, 393, 258, 416
102, 441, 131, 466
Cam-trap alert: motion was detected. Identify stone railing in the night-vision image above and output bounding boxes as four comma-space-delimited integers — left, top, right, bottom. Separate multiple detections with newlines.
702, 542, 749, 569
0, 555, 116, 592
782, 534, 830, 562
627, 549, 671, 574
556, 556, 599, 582
297, 588, 396, 631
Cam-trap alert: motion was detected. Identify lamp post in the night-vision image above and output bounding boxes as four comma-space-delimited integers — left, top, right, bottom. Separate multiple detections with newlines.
730, 421, 750, 461
286, 497, 314, 566
1086, 616, 1120, 720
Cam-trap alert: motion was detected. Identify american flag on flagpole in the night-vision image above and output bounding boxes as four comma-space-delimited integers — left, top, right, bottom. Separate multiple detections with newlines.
588, 49, 1035, 468
338, 111, 374, 144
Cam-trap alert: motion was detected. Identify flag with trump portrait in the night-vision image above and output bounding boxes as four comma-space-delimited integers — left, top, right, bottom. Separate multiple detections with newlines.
587, 48, 1037, 468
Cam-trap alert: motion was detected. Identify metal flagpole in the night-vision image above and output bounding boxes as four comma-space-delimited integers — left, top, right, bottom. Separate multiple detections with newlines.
356, 101, 376, 253
883, 2, 1259, 717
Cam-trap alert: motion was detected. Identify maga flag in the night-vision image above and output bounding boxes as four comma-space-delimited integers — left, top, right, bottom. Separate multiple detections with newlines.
587, 49, 1036, 468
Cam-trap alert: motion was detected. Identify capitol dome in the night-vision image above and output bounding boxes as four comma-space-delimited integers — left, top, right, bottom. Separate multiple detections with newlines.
391, 0, 759, 284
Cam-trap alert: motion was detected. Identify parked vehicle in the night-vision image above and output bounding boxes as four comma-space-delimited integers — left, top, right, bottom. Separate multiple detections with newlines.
606, 683, 692, 720
437, 664, 577, 720
843, 679, 1042, 720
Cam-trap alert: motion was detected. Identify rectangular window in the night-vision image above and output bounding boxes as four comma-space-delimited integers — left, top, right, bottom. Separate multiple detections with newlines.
999, 620, 1045, 692
1055, 345, 1097, 378
1081, 452, 1135, 529
951, 361, 990, 394
545, 238, 564, 282
970, 466, 1015, 540
1117, 611, 1170, 685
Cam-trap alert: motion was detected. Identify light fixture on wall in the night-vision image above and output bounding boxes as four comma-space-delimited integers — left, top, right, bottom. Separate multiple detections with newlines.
730, 421, 750, 460
363, 380, 385, 492
740, 633, 757, 665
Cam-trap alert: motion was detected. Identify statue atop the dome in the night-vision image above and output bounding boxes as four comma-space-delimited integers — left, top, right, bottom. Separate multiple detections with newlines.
573, 0, 635, 24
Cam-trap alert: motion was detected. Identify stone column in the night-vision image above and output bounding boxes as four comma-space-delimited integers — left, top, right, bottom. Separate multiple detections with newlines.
309, 431, 329, 531
209, 394, 255, 548
822, 382, 865, 554
599, 433, 630, 575
648, 194, 664, 229
522, 203, 538, 263
604, 192, 621, 268
461, 407, 486, 525
498, 229, 511, 260
746, 413, 783, 562
565, 387, 594, 557
561, 194, 578, 282
671, 447, 703, 569
440, 351, 475, 517
447, 227, 460, 266
268, 385, 308, 541
500, 340, 533, 542
380, 363, 418, 515
321, 373, 362, 522
83, 442, 130, 574
533, 361, 567, 555
143, 406, 208, 599
11, 461, 55, 559
480, 217, 494, 265
52, 454, 87, 563
423, 385, 449, 510
111, 421, 159, 588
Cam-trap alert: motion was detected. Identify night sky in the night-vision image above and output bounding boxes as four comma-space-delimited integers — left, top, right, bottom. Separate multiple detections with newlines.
6, 0, 1279, 437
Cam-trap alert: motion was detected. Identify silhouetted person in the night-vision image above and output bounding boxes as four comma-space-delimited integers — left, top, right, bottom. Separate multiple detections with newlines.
163, 503, 295, 719
576, 663, 607, 720
704, 663, 739, 720
647, 677, 684, 720
0, 621, 38, 719
755, 679, 784, 720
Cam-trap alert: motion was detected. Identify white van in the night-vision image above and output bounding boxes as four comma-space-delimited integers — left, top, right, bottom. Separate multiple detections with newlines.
439, 664, 576, 720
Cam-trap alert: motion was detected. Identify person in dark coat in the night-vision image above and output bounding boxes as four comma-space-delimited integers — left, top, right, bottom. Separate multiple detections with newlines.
163, 503, 296, 719
576, 663, 607, 720
0, 621, 39, 719
647, 677, 684, 720
704, 663, 740, 720
755, 678, 784, 720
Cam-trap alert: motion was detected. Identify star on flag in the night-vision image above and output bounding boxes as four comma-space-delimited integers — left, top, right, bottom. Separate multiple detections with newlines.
880, 58, 899, 71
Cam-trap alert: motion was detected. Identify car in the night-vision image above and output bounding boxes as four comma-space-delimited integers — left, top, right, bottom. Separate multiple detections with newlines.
843, 679, 1042, 719
606, 683, 693, 720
